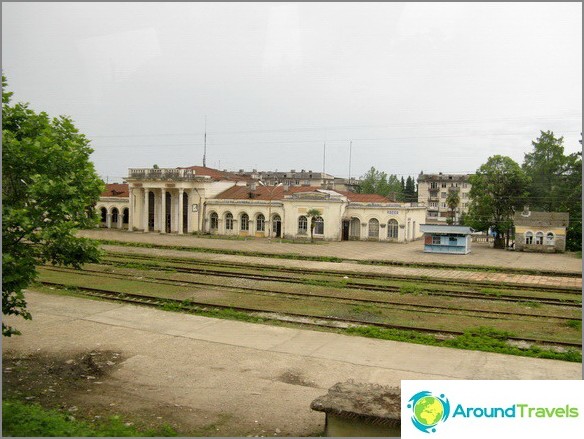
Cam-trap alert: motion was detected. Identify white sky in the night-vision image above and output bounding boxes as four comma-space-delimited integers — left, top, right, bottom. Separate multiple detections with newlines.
2, 2, 582, 183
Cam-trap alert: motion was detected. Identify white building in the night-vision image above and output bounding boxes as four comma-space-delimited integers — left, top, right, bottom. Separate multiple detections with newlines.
98, 166, 426, 242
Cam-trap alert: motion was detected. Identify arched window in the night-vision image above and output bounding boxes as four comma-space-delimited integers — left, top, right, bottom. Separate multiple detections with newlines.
525, 231, 533, 245
387, 219, 399, 239
314, 216, 324, 235
535, 232, 544, 245
368, 218, 379, 238
256, 214, 265, 232
122, 208, 129, 224
100, 207, 107, 223
240, 213, 249, 231
210, 212, 219, 230
298, 216, 308, 234
225, 212, 234, 230
111, 208, 119, 225
546, 232, 555, 246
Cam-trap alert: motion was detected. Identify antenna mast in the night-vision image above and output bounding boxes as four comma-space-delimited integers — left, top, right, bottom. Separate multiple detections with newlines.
348, 140, 352, 182
203, 116, 207, 167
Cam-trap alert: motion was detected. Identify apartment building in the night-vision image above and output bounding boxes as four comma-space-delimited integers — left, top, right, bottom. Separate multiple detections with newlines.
234, 169, 359, 192
417, 172, 473, 223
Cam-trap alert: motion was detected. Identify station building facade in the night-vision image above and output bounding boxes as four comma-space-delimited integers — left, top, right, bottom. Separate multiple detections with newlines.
99, 166, 426, 242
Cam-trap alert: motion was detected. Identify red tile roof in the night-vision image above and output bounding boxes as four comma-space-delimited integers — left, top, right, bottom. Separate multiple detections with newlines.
214, 186, 395, 203
101, 183, 129, 197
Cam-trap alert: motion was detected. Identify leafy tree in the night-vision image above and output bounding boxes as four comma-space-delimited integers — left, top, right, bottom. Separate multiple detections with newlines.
522, 131, 582, 251
466, 155, 530, 249
446, 189, 460, 224
404, 176, 417, 202
2, 74, 104, 336
306, 208, 322, 243
357, 167, 402, 200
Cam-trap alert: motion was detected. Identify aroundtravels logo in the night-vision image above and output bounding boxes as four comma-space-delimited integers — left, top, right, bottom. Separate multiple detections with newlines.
407, 391, 451, 433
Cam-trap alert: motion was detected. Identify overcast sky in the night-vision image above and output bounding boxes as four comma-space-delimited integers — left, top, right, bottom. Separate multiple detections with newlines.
2, 2, 582, 183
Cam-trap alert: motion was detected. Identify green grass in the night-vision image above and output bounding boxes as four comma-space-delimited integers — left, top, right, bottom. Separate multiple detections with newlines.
1, 400, 177, 437
567, 319, 582, 330
346, 325, 582, 363
399, 284, 423, 295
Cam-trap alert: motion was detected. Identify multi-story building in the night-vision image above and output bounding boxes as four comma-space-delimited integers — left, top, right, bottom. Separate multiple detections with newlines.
96, 165, 425, 242
417, 172, 473, 223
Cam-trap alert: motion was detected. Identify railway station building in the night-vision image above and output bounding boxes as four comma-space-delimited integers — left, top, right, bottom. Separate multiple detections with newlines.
97, 166, 426, 243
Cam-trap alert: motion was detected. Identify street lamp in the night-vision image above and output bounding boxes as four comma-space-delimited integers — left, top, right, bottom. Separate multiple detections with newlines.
258, 181, 283, 242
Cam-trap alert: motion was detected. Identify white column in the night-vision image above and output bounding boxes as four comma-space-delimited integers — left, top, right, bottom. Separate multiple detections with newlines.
117, 211, 123, 229
128, 190, 133, 231
178, 188, 184, 234
106, 212, 112, 229
143, 189, 149, 232
161, 189, 166, 234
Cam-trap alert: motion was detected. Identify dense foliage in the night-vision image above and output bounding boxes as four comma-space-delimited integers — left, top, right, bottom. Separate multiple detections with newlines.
466, 155, 530, 248
358, 167, 417, 202
2, 74, 104, 336
522, 131, 582, 251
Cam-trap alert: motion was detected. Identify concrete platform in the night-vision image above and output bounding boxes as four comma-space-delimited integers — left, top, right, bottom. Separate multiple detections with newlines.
3, 291, 581, 436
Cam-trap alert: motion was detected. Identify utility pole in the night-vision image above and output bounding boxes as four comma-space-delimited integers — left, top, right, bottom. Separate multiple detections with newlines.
203, 115, 207, 167
323, 142, 326, 175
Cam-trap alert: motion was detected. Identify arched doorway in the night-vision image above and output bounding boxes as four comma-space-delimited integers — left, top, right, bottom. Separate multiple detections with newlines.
272, 214, 282, 238
368, 218, 379, 240
111, 208, 119, 228
100, 207, 107, 227
182, 193, 189, 233
148, 191, 155, 231
122, 208, 129, 229
165, 191, 171, 233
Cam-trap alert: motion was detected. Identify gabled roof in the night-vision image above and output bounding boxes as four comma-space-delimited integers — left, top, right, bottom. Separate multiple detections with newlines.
101, 183, 129, 198
513, 211, 569, 227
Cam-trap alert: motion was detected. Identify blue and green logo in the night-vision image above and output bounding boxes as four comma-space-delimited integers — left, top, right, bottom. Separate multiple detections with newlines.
408, 391, 451, 433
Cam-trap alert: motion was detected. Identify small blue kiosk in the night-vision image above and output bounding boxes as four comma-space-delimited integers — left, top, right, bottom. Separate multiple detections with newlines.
420, 224, 474, 254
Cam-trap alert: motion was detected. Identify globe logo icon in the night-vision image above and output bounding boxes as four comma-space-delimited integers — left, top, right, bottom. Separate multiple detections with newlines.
408, 391, 450, 433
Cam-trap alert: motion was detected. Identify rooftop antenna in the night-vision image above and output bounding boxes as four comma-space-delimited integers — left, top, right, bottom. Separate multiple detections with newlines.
348, 140, 352, 182
323, 141, 326, 176
203, 115, 207, 167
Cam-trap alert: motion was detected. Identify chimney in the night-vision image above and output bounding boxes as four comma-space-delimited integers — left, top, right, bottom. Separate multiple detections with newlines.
521, 205, 531, 217
250, 182, 257, 191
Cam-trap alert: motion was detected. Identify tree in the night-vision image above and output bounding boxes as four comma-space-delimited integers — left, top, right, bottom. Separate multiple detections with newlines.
446, 189, 460, 224
466, 155, 530, 249
357, 167, 402, 200
404, 176, 417, 202
306, 208, 322, 243
2, 74, 104, 336
522, 131, 582, 251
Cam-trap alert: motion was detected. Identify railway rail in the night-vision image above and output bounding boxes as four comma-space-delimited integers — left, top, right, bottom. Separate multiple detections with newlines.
36, 280, 583, 350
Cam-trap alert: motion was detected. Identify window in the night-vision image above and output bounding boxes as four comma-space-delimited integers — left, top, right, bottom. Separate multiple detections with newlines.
256, 214, 265, 232
525, 231, 533, 245
432, 236, 441, 245
387, 219, 398, 238
225, 212, 234, 230
430, 182, 438, 189
368, 218, 379, 238
546, 232, 555, 245
462, 183, 468, 188
111, 208, 119, 224
314, 216, 324, 235
429, 202, 438, 207
298, 216, 308, 233
240, 213, 249, 231
535, 232, 544, 245
441, 202, 447, 208
210, 212, 218, 230
441, 183, 447, 188
441, 192, 446, 198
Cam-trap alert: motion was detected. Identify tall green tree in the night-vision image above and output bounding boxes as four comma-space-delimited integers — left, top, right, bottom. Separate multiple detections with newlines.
466, 155, 530, 249
2, 74, 104, 336
404, 176, 417, 202
522, 131, 582, 251
357, 167, 403, 200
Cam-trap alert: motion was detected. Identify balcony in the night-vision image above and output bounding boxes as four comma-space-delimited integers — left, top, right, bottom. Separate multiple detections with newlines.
128, 168, 199, 181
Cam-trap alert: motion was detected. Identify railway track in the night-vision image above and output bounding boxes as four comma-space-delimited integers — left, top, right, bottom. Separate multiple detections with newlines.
40, 266, 582, 322
98, 256, 582, 306
103, 252, 582, 294
37, 280, 583, 350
